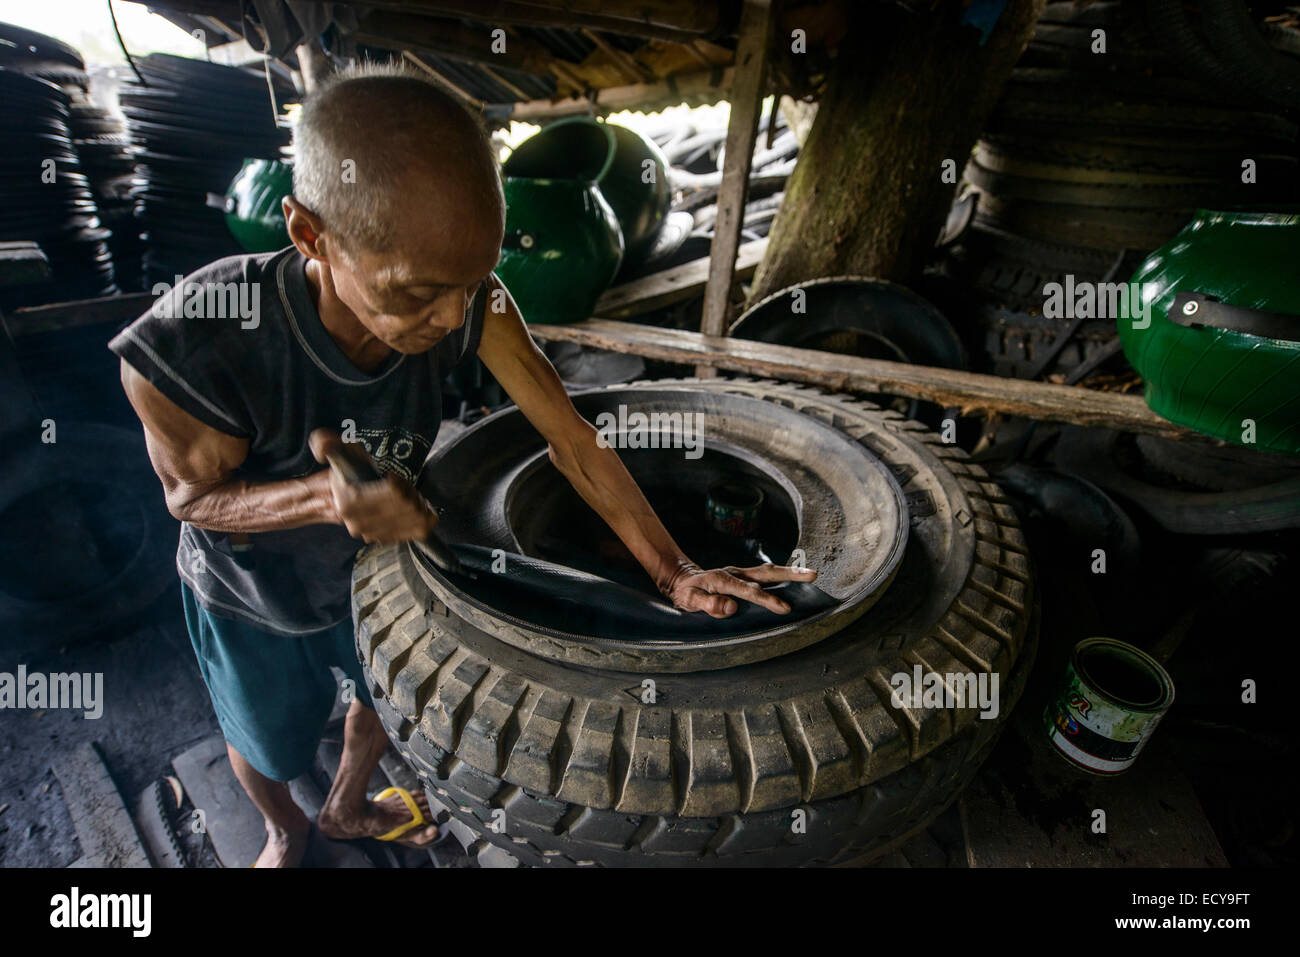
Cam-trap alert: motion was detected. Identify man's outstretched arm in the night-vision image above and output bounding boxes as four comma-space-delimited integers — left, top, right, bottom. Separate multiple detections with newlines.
474, 276, 816, 618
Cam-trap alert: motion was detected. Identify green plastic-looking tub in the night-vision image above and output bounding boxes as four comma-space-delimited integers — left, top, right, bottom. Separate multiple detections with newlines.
495, 175, 623, 325
503, 116, 670, 273
224, 158, 292, 253
1119, 209, 1300, 456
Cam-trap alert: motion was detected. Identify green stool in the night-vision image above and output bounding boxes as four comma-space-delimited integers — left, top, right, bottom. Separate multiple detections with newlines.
1119, 209, 1300, 455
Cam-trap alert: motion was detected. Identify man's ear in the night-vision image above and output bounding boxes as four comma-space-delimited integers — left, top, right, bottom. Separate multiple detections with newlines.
282, 196, 330, 261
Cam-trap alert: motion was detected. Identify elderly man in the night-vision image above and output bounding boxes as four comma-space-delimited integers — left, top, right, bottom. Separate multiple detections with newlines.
109, 63, 814, 867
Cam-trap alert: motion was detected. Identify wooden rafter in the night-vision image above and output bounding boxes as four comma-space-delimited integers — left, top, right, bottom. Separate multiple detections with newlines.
355, 11, 554, 74
480, 64, 533, 101
500, 65, 735, 119
333, 0, 721, 41
401, 50, 485, 109
681, 40, 714, 69
580, 29, 655, 85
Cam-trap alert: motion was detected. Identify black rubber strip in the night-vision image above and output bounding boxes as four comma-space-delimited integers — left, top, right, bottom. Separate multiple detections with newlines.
1169, 291, 1300, 343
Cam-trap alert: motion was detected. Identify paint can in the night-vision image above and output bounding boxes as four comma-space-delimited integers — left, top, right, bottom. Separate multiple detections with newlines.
706, 479, 764, 537
1044, 637, 1175, 775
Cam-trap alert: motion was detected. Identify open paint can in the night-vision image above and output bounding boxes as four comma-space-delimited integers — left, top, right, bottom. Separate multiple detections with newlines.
1044, 637, 1175, 775
706, 479, 764, 537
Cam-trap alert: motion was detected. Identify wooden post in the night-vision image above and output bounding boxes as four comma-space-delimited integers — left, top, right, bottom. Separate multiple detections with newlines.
697, 0, 773, 377
295, 40, 331, 93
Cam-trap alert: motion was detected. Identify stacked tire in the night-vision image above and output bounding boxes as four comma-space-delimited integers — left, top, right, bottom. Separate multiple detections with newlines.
0, 28, 119, 308
118, 54, 292, 286
943, 1, 1300, 378
352, 380, 1037, 866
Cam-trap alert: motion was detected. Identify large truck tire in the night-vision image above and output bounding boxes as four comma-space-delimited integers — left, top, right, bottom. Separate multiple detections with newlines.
352, 380, 1037, 866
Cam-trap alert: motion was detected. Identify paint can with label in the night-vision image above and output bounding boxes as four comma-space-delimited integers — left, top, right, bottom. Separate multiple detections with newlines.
706, 479, 764, 537
1044, 637, 1175, 775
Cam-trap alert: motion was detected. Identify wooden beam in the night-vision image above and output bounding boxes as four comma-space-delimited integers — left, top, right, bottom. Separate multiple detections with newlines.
499, 66, 734, 119
480, 64, 533, 101
140, 0, 718, 40
548, 60, 593, 98
6, 292, 154, 337
53, 742, 150, 869
595, 238, 768, 318
334, 0, 722, 41
682, 40, 715, 69
355, 11, 555, 75
295, 40, 331, 93
0, 241, 51, 289
192, 14, 242, 44
699, 0, 773, 374
526, 318, 1191, 439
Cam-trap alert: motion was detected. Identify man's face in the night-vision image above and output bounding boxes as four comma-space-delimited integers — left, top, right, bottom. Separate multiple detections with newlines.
326, 187, 503, 354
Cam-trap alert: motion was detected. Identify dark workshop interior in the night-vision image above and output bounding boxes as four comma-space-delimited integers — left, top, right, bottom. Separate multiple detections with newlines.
0, 0, 1297, 883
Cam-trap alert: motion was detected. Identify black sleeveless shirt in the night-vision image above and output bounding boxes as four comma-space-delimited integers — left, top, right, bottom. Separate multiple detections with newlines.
109, 246, 487, 635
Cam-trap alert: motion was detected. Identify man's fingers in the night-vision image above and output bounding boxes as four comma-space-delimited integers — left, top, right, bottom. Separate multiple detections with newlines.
711, 574, 791, 614
308, 427, 343, 465
683, 588, 738, 618
331, 473, 439, 544
730, 563, 818, 584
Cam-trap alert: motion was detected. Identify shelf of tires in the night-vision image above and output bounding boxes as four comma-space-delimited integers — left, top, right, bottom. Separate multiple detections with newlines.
118, 53, 292, 288
0, 23, 119, 308
934, 0, 1300, 380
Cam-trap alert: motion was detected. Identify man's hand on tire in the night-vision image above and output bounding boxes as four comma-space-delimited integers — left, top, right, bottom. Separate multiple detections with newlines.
662, 562, 818, 618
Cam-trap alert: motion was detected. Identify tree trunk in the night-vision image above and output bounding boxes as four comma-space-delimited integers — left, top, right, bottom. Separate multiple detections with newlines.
747, 0, 1045, 304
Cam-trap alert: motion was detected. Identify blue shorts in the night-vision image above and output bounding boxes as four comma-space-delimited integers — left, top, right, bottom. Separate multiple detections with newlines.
181, 582, 374, 782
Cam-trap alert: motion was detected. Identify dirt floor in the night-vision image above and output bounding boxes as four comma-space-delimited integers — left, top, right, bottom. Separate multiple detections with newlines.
0, 580, 216, 867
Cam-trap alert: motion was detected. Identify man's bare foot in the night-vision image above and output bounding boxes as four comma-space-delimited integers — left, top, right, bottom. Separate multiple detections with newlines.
253, 820, 312, 867
318, 789, 440, 848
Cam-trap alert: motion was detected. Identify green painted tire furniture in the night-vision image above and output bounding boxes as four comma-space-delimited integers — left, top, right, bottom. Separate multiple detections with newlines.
1119, 209, 1300, 455
496, 175, 623, 325
503, 117, 670, 274
224, 158, 292, 253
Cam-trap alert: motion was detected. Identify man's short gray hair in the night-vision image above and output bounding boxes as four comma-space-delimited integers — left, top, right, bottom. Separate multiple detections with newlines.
291, 60, 501, 254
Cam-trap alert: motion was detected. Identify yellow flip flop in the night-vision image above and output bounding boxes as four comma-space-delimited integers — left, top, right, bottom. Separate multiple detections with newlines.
373, 786, 430, 843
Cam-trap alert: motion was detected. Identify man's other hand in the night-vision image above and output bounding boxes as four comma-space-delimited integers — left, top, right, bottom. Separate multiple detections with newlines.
663, 562, 819, 618
310, 428, 439, 545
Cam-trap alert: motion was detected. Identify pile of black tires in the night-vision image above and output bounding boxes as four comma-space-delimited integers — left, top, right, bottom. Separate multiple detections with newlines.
119, 54, 291, 286
939, 0, 1300, 379
0, 24, 118, 307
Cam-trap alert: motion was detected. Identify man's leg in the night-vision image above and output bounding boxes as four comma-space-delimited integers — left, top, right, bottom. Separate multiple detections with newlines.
227, 744, 312, 868
181, 583, 331, 867
316, 698, 439, 846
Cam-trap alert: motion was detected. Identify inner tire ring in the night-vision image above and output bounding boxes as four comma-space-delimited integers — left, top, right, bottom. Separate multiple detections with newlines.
409, 386, 911, 673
